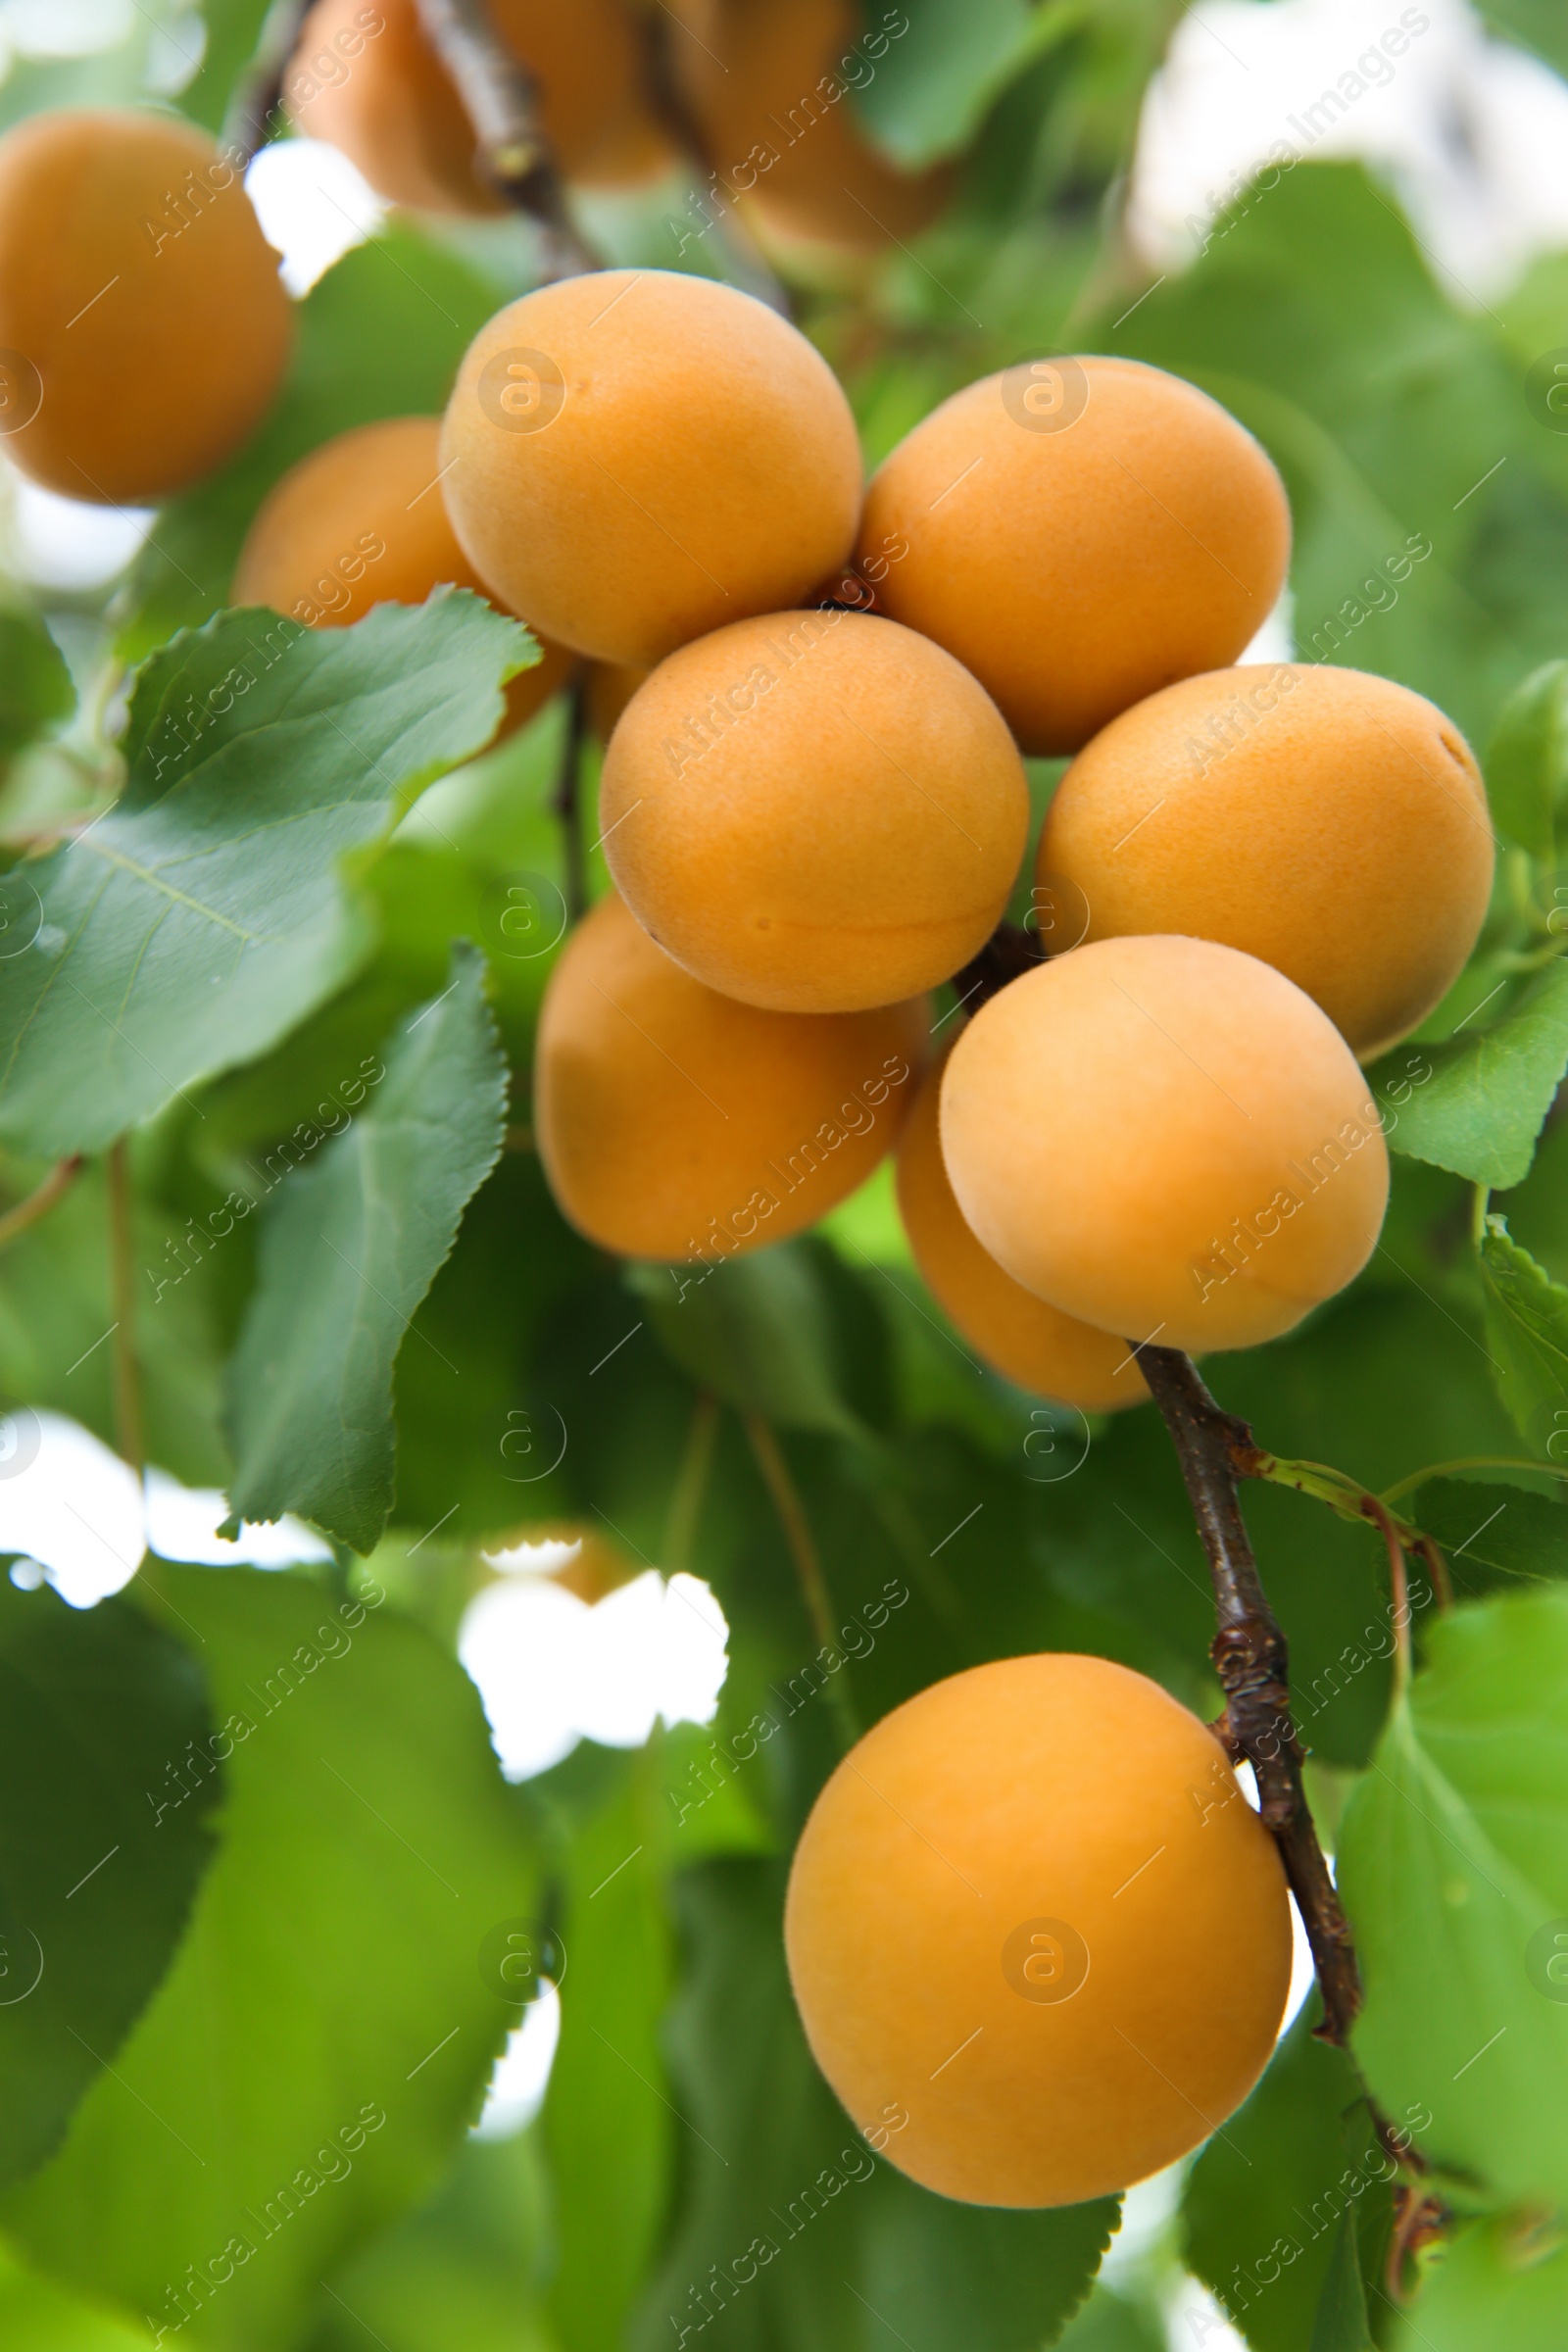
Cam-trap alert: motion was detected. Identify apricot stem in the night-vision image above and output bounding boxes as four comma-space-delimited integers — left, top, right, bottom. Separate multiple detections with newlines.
744, 1415, 860, 1752
1129, 1343, 1363, 2049
413, 0, 600, 278
105, 1139, 144, 1478
225, 0, 313, 162
663, 1392, 718, 1576
555, 672, 588, 924
0, 1154, 81, 1255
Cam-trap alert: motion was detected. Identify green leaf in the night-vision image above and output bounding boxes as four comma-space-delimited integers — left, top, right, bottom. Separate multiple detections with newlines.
628, 1245, 865, 1441
176, 0, 273, 134
1478, 1215, 1568, 1458
309, 2130, 558, 2352
1408, 1478, 1568, 1598
1477, 0, 1568, 77
1338, 1588, 1568, 2211
1391, 2212, 1568, 2351
226, 946, 507, 1552
0, 1162, 228, 1488
1183, 2001, 1393, 2352
0, 1562, 537, 2348
120, 233, 501, 661
0, 595, 526, 1162
0, 612, 74, 762
0, 2234, 148, 2352
630, 1856, 1116, 2352
851, 0, 1070, 166
1055, 2286, 1165, 2351
1367, 962, 1568, 1190
1485, 660, 1568, 864
862, 2176, 1118, 2352
0, 1587, 220, 2193
1308, 2211, 1373, 2352
541, 1765, 675, 2352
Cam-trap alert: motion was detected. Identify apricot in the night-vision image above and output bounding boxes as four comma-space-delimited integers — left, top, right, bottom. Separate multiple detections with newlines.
667, 0, 950, 254
440, 272, 861, 668
0, 109, 293, 505
785, 1652, 1292, 2206
1037, 663, 1493, 1058
599, 609, 1029, 1013
858, 357, 1290, 755
286, 0, 673, 216
230, 415, 575, 731
897, 1055, 1147, 1412
534, 892, 926, 1261
940, 936, 1389, 1353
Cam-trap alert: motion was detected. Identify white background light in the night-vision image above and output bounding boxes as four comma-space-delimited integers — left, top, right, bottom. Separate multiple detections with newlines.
0, 1410, 330, 1605
244, 137, 385, 297
459, 1556, 730, 1782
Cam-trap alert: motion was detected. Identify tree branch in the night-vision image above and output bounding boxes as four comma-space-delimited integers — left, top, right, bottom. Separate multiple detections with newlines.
1130, 1343, 1363, 2048
224, 0, 314, 164
0, 1155, 81, 1255
948, 920, 1044, 1015
555, 672, 589, 924
413, 0, 599, 278
105, 1141, 144, 1478
745, 1415, 860, 1753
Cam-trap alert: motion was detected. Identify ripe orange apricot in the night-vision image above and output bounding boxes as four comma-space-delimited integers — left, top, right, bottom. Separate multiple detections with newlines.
286, 0, 673, 215
0, 109, 293, 505
940, 936, 1389, 1353
1037, 663, 1494, 1058
668, 0, 951, 254
785, 1652, 1292, 2206
534, 893, 926, 1262
858, 357, 1290, 755
897, 1056, 1147, 1412
438, 270, 862, 667
599, 609, 1030, 1013
230, 415, 575, 731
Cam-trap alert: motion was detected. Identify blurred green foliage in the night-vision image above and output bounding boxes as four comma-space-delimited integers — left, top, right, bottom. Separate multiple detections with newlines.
1, 1, 1567, 2346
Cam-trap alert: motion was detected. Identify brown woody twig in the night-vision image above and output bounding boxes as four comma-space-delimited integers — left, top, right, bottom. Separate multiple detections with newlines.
414, 0, 599, 278
949, 920, 1045, 1016
554, 671, 589, 924
224, 0, 314, 163
1129, 1344, 1363, 2047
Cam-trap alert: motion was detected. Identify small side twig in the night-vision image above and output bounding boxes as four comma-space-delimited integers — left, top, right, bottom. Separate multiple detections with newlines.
632, 9, 793, 316
414, 0, 599, 278
554, 673, 588, 923
223, 0, 314, 164
1131, 1343, 1362, 2047
745, 1415, 859, 1753
0, 1155, 82, 1254
105, 1140, 144, 1477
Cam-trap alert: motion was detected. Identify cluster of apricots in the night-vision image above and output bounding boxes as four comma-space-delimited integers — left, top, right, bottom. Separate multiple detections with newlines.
0, 80, 1494, 2211
420, 270, 1486, 2208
